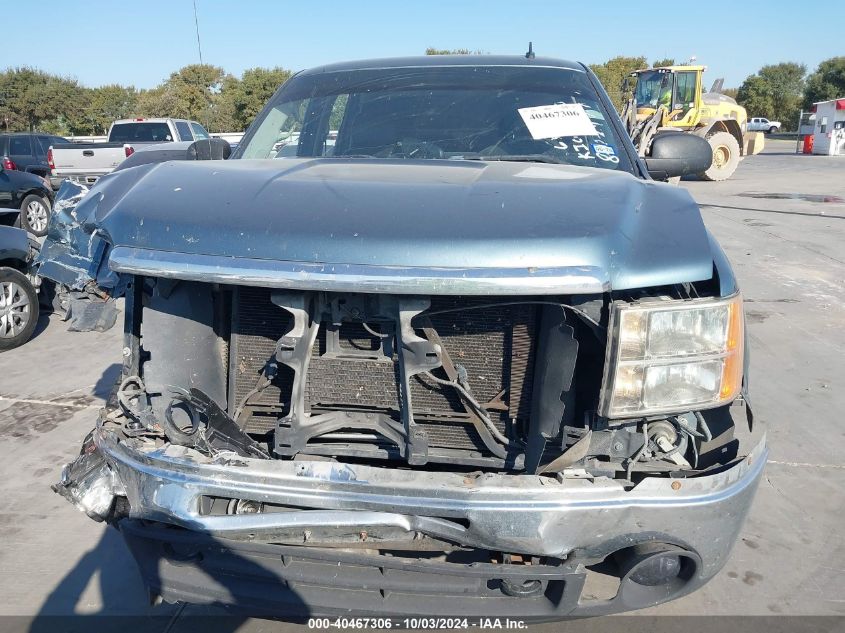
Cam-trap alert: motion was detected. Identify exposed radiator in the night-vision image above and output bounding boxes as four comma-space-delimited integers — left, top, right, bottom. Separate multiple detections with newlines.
228, 289, 537, 456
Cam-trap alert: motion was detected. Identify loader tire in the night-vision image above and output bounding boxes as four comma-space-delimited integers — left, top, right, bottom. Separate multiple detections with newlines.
700, 131, 740, 181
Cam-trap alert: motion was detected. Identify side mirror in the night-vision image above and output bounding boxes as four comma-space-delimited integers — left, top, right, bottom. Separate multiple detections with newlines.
187, 138, 231, 161
645, 132, 712, 180
114, 138, 233, 173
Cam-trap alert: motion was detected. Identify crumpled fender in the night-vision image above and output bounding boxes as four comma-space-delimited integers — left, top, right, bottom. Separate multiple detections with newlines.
35, 180, 126, 292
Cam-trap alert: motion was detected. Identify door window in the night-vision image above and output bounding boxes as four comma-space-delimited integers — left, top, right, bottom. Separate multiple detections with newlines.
174, 121, 193, 141
36, 136, 55, 155
673, 72, 697, 112
9, 136, 32, 156
190, 123, 210, 140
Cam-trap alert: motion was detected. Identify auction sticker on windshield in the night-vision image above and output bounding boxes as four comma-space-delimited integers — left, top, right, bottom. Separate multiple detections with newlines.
518, 103, 598, 139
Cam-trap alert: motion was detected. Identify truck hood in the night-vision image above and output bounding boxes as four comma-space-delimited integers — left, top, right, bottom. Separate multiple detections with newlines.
48, 158, 715, 292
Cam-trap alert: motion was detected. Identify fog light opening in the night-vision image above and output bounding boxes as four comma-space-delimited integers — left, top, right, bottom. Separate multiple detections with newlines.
629, 553, 683, 586
614, 543, 699, 606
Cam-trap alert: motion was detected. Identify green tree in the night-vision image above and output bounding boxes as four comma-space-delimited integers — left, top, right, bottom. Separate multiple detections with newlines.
737, 62, 806, 130
589, 56, 648, 111
736, 75, 774, 118
59, 85, 95, 135
88, 84, 138, 134
136, 85, 181, 119
136, 64, 235, 131
762, 62, 806, 130
803, 56, 845, 109
652, 58, 675, 68
0, 67, 88, 132
228, 67, 291, 130
208, 74, 239, 132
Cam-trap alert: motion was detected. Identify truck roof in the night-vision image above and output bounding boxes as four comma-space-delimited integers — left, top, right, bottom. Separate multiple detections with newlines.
297, 55, 586, 76
111, 118, 195, 125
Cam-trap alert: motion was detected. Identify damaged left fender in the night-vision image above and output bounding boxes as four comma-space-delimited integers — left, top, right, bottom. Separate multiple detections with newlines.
35, 140, 231, 330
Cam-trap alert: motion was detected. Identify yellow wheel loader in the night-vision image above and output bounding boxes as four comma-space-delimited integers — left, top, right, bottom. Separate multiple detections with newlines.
622, 65, 764, 181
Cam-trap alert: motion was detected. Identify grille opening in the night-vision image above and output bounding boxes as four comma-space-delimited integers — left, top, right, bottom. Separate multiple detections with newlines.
229, 289, 550, 468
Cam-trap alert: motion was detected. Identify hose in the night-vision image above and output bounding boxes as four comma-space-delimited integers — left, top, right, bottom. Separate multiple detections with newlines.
674, 414, 705, 438
693, 411, 713, 442
626, 421, 649, 481
421, 371, 513, 447
362, 321, 390, 338
233, 360, 278, 424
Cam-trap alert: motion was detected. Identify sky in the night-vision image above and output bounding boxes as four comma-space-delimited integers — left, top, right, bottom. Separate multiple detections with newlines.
4, 0, 844, 89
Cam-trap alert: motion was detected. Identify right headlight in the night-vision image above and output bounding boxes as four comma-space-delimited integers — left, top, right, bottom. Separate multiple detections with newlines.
599, 294, 744, 418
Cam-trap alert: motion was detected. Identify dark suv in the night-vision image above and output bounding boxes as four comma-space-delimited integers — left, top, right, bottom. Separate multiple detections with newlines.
0, 133, 70, 189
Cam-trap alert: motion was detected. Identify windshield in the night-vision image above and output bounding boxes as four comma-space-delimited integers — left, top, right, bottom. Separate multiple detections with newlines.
634, 71, 673, 108
237, 65, 633, 173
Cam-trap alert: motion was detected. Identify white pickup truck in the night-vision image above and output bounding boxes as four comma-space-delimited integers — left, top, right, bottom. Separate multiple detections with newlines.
49, 118, 211, 186
747, 117, 781, 134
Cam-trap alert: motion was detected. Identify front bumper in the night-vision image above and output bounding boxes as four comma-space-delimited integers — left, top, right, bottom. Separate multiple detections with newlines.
58, 424, 767, 618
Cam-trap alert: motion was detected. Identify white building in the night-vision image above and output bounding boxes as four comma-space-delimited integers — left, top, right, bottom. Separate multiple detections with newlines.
812, 98, 845, 155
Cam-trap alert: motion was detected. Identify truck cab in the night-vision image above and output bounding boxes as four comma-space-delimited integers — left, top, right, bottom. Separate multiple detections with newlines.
44, 56, 764, 620
107, 118, 210, 144
632, 65, 704, 129
747, 117, 781, 133
49, 118, 211, 187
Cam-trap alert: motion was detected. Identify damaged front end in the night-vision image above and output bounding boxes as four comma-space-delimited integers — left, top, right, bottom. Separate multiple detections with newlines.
38, 126, 765, 617
52, 264, 766, 618
35, 180, 122, 332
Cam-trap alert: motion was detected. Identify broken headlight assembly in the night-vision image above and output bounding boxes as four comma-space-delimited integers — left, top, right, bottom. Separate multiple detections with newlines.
600, 294, 744, 418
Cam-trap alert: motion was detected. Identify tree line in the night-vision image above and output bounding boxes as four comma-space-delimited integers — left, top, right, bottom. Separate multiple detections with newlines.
2, 53, 843, 135
0, 65, 291, 135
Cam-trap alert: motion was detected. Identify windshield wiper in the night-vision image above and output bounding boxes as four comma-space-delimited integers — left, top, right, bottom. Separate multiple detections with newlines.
462, 154, 565, 165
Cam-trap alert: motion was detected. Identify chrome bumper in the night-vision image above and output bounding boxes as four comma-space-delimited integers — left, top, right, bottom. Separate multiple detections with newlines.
64, 425, 767, 582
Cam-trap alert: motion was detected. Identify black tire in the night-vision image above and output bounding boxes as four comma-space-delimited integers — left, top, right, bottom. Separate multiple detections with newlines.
0, 267, 40, 351
20, 194, 51, 237
699, 131, 741, 181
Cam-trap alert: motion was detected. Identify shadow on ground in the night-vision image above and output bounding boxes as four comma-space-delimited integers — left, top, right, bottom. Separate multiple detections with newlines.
26, 314, 52, 344
93, 363, 122, 402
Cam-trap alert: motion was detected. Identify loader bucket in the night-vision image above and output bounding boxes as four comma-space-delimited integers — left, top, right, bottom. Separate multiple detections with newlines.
744, 132, 765, 155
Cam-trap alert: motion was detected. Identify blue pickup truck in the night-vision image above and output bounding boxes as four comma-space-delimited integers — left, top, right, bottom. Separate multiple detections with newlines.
46, 55, 763, 620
